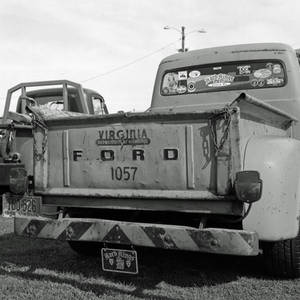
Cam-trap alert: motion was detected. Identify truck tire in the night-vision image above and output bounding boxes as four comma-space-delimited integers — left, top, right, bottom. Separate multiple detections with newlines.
263, 230, 300, 278
68, 241, 101, 257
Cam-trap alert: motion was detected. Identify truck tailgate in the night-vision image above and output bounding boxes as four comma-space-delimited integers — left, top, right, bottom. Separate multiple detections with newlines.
46, 118, 215, 193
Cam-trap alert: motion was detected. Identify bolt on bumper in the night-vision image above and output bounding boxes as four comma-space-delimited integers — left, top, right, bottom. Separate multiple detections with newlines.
15, 216, 259, 256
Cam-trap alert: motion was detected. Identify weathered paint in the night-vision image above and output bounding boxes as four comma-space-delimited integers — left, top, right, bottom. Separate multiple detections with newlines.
0, 164, 25, 186
33, 126, 48, 191
215, 116, 231, 195
43, 113, 222, 194
62, 130, 70, 187
29, 94, 294, 217
14, 216, 259, 256
185, 125, 195, 189
243, 136, 300, 240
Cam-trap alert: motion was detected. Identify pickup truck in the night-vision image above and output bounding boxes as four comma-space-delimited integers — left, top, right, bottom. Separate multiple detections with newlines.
1, 43, 300, 278
0, 80, 108, 194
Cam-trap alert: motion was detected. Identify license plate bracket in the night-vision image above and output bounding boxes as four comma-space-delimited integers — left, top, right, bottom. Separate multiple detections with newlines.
101, 248, 138, 274
2, 193, 41, 218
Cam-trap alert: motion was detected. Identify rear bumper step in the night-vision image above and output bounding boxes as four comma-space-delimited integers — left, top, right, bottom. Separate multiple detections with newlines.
15, 216, 259, 256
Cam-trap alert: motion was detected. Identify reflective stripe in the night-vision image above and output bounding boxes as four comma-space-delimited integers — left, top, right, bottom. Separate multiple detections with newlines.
121, 224, 155, 248
38, 220, 68, 239
15, 216, 259, 256
165, 228, 199, 251
79, 221, 115, 241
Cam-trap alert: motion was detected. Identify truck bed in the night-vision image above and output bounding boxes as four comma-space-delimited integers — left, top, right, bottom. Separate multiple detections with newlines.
31, 94, 294, 215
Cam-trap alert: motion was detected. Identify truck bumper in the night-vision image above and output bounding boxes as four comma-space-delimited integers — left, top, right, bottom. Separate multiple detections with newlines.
15, 216, 259, 256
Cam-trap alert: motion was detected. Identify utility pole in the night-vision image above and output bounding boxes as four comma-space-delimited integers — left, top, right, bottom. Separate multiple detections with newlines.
181, 26, 186, 52
163, 26, 206, 53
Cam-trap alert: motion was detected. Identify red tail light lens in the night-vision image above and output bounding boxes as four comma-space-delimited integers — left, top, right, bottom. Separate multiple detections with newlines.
234, 171, 262, 203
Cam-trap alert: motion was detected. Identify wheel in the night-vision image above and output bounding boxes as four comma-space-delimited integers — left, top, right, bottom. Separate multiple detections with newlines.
68, 241, 101, 257
263, 230, 300, 278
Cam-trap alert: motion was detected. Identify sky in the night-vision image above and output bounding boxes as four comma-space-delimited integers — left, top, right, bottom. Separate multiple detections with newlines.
1, 0, 300, 113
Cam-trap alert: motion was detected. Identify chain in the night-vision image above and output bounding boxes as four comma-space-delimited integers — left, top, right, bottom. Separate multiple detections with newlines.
210, 107, 233, 156
6, 123, 15, 155
31, 115, 48, 162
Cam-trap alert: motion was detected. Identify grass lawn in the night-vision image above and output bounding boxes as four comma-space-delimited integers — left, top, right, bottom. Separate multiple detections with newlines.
0, 217, 299, 300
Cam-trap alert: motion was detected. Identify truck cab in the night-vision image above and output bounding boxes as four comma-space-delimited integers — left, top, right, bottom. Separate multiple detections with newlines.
151, 43, 300, 136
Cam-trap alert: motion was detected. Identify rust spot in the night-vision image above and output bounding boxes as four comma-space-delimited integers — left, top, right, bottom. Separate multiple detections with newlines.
24, 220, 45, 237
163, 234, 173, 244
210, 239, 218, 247
143, 227, 177, 249
26, 224, 37, 237
65, 226, 74, 240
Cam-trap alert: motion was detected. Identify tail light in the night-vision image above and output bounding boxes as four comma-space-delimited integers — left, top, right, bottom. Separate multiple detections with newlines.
234, 171, 262, 203
9, 167, 28, 195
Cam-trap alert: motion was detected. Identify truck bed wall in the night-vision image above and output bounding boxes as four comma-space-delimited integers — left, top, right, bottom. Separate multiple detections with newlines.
31, 94, 294, 204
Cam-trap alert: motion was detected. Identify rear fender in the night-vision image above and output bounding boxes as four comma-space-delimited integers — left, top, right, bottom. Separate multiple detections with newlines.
242, 136, 300, 241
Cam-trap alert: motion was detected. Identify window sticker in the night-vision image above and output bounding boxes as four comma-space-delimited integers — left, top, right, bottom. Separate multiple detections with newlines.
163, 73, 178, 94
273, 64, 282, 74
251, 79, 258, 87
178, 71, 187, 80
267, 78, 284, 85
161, 60, 285, 96
258, 80, 265, 87
177, 85, 187, 93
254, 69, 272, 79
204, 74, 235, 87
237, 65, 251, 75
188, 81, 196, 92
189, 70, 201, 78
162, 87, 170, 95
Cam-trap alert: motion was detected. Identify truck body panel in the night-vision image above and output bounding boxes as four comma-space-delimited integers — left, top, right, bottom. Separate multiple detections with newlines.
31, 95, 291, 203
9, 93, 292, 243
243, 136, 300, 240
46, 119, 214, 192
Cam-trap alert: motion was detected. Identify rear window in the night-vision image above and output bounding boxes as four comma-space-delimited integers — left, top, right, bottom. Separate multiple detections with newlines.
161, 60, 286, 96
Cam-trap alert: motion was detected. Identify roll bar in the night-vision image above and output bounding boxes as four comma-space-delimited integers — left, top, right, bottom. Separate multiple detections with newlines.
1, 80, 89, 124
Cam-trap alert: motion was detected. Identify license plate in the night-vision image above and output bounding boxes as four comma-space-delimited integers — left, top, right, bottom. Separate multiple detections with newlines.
2, 193, 41, 218
101, 248, 138, 274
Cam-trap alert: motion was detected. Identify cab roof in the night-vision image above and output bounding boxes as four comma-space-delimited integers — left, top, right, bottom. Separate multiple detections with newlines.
160, 43, 294, 66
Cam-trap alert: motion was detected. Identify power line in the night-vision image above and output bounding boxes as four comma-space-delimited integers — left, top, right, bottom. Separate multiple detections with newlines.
81, 38, 181, 83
